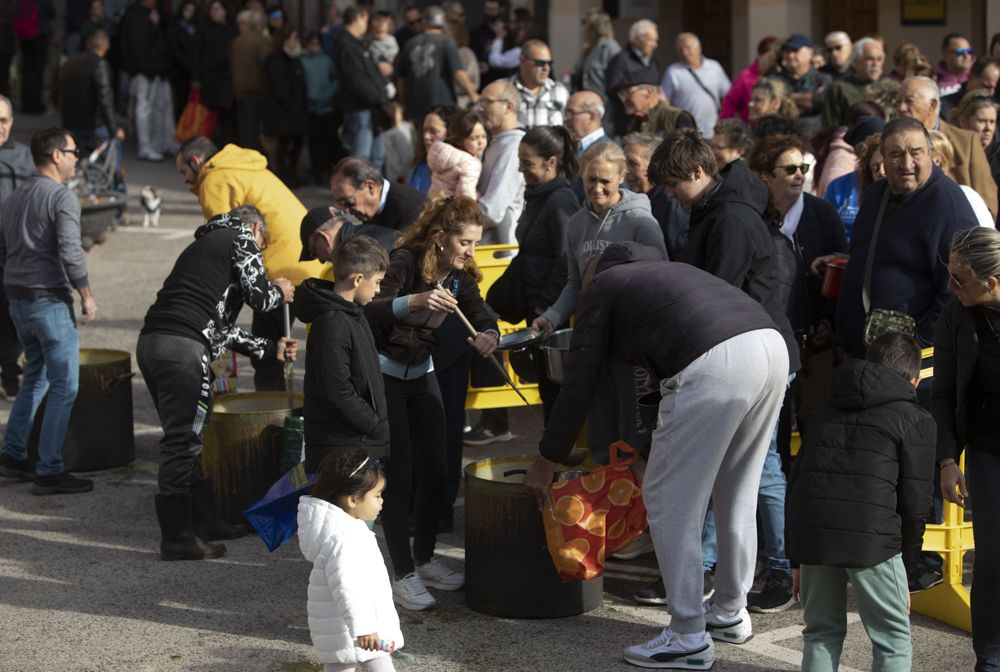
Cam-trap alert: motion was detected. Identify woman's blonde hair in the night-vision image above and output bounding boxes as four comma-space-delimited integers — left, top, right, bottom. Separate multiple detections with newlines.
580, 141, 627, 179
752, 77, 799, 119
928, 129, 955, 172
951, 227, 1000, 281
582, 10, 614, 52
396, 195, 484, 283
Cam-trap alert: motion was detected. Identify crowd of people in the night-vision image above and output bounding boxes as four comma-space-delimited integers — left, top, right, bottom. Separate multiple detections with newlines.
0, 1, 999, 670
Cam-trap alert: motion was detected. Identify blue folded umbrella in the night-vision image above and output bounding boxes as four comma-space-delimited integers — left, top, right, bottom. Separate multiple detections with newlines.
243, 463, 317, 552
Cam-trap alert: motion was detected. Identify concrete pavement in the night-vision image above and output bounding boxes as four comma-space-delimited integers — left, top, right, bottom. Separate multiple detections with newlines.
0, 114, 978, 671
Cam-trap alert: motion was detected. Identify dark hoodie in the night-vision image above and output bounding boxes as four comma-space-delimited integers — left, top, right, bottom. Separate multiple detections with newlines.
787, 359, 935, 572
538, 242, 777, 463
682, 159, 800, 372
140, 213, 283, 361
294, 278, 389, 466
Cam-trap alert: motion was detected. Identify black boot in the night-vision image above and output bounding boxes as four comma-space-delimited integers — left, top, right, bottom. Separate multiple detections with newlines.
155, 494, 227, 561
191, 477, 248, 540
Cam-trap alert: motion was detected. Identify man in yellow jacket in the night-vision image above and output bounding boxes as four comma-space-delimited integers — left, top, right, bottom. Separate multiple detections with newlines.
176, 136, 325, 390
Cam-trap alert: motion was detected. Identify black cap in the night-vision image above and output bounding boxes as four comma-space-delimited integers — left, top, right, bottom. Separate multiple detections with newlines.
299, 206, 359, 261
844, 115, 886, 148
781, 33, 814, 51
613, 69, 661, 94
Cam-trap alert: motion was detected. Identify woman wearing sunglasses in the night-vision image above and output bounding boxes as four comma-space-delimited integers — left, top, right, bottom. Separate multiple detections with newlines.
748, 134, 848, 357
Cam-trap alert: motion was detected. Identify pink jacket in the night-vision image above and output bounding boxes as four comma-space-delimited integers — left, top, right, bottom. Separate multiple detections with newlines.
816, 134, 856, 198
721, 60, 759, 123
428, 141, 481, 200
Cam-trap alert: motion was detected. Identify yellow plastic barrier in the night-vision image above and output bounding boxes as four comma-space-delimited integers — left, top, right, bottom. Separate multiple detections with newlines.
466, 245, 541, 409
792, 346, 972, 632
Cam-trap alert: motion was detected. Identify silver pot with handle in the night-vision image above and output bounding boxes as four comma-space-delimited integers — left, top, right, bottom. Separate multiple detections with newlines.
540, 329, 573, 384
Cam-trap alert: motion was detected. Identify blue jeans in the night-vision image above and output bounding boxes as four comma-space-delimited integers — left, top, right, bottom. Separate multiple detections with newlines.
758, 373, 794, 576
702, 502, 717, 572
2, 298, 79, 475
341, 109, 384, 170
970, 448, 1000, 671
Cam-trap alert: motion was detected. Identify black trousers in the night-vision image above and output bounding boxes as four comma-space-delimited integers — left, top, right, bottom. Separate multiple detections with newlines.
235, 96, 264, 151
250, 306, 287, 391
435, 351, 472, 514
0, 280, 22, 388
274, 135, 303, 188
18, 36, 48, 113
381, 373, 447, 577
137, 333, 213, 495
307, 110, 343, 181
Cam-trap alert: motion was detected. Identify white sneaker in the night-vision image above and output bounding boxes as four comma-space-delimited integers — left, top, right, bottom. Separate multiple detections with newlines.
392, 573, 436, 611
415, 557, 465, 590
137, 150, 164, 162
704, 600, 753, 644
610, 531, 656, 560
623, 628, 714, 669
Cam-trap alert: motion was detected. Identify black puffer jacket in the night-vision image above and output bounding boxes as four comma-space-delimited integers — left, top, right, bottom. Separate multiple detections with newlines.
262, 49, 308, 138
119, 3, 169, 77
364, 247, 497, 375
682, 159, 800, 372
295, 278, 389, 467
787, 359, 936, 571
515, 176, 580, 322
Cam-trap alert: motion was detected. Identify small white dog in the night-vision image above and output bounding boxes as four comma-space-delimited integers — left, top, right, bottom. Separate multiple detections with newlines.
140, 185, 162, 228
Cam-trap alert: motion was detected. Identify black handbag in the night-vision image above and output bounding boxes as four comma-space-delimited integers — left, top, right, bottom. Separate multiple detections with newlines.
486, 254, 528, 324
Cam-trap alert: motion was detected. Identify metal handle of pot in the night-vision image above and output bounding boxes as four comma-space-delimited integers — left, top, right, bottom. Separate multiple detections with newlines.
103, 372, 135, 394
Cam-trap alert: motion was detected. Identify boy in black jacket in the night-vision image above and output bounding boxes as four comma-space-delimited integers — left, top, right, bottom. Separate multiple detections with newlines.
787, 333, 935, 672
295, 235, 390, 472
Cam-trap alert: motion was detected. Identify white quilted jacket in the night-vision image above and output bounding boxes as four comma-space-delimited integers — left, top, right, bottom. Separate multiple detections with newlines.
297, 496, 403, 664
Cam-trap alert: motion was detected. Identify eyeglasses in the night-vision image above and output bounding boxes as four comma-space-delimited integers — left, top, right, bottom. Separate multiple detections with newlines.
528, 58, 553, 68
59, 147, 81, 157
775, 163, 810, 176
949, 47, 974, 56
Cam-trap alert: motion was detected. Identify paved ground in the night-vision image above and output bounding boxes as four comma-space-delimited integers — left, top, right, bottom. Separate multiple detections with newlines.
0, 113, 979, 671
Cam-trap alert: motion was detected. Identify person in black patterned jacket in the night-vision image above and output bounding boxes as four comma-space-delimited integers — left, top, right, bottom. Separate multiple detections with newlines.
137, 205, 296, 562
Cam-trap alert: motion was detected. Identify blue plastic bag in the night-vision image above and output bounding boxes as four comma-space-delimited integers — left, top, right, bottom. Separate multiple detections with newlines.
243, 463, 317, 552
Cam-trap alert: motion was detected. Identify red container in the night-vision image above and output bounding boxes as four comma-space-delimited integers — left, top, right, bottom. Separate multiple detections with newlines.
821, 258, 849, 301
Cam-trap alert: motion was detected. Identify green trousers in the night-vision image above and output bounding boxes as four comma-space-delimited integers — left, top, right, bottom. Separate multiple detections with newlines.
800, 554, 911, 671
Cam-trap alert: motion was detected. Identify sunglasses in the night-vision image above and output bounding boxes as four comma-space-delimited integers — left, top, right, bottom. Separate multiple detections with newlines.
59, 147, 81, 157
529, 58, 552, 68
950, 47, 974, 56
776, 163, 810, 176
948, 268, 987, 289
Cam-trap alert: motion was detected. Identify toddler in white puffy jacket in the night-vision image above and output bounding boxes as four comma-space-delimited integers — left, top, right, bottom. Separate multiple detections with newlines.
298, 451, 402, 672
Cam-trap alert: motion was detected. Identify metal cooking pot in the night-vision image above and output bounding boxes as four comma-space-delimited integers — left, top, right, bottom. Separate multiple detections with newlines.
540, 329, 574, 384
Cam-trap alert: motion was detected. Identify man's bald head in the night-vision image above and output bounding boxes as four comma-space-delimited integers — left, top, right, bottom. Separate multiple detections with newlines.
564, 91, 605, 142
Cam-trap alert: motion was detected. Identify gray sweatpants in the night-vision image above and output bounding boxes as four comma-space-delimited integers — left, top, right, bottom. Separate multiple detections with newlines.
644, 328, 788, 634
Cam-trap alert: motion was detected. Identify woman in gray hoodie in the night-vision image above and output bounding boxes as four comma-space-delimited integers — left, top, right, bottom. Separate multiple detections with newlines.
532, 141, 667, 462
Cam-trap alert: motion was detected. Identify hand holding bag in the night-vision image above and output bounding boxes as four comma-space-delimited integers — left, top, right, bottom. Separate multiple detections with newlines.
175, 89, 218, 142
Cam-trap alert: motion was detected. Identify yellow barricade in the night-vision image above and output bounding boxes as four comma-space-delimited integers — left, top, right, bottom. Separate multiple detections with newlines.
466, 245, 541, 409
792, 346, 973, 632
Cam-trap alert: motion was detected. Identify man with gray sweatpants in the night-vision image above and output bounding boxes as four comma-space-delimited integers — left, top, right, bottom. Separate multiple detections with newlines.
526, 243, 788, 670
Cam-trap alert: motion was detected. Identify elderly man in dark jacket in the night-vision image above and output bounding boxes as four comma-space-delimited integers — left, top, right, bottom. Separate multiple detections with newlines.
525, 243, 787, 668
333, 6, 388, 166
120, 0, 175, 160
835, 117, 979, 356
787, 333, 934, 671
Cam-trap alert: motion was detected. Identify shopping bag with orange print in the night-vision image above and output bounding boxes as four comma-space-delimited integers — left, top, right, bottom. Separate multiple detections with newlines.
541, 441, 648, 582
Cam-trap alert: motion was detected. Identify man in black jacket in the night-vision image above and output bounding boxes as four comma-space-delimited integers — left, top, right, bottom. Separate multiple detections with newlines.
649, 128, 800, 613
605, 19, 660, 137
295, 234, 389, 472
333, 6, 389, 165
119, 0, 174, 161
525, 243, 787, 669
138, 206, 296, 562
58, 29, 124, 154
329, 157, 426, 233
787, 333, 934, 671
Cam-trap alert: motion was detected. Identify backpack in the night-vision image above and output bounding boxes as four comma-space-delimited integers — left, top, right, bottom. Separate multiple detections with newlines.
12, 0, 40, 40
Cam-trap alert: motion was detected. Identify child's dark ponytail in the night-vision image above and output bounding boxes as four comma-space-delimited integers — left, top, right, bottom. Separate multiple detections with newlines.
311, 449, 383, 504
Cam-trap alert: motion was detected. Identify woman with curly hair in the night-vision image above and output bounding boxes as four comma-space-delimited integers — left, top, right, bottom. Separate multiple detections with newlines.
363, 196, 499, 613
